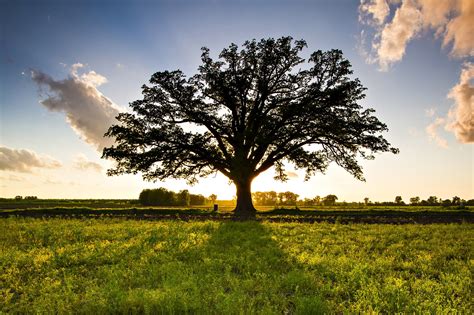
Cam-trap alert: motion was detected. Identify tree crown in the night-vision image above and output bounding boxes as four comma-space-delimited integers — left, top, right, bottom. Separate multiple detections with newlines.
103, 36, 398, 184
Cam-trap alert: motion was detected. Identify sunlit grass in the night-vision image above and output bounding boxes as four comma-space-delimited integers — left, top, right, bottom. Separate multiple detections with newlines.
0, 218, 472, 313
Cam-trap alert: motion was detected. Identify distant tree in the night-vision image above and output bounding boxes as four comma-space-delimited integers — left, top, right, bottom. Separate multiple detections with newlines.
278, 191, 299, 206
364, 197, 370, 206
190, 194, 206, 205
159, 188, 175, 205
14, 196, 23, 200
103, 37, 398, 217
302, 198, 314, 206
139, 187, 177, 206
24, 196, 38, 200
138, 189, 149, 205
452, 196, 461, 206
323, 194, 338, 206
313, 196, 321, 206
177, 190, 191, 206
208, 194, 218, 205
409, 196, 420, 205
441, 199, 452, 207
267, 191, 278, 206
395, 196, 403, 204
252, 191, 278, 206
427, 196, 439, 206
252, 191, 266, 205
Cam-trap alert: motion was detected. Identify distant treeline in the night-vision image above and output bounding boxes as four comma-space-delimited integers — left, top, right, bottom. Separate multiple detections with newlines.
252, 192, 474, 207
363, 195, 474, 207
139, 188, 207, 206
6, 193, 473, 208
252, 192, 338, 206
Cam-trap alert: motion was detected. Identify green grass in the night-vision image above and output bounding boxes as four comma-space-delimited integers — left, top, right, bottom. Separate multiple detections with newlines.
1, 218, 472, 313
1, 207, 472, 226
2, 198, 472, 213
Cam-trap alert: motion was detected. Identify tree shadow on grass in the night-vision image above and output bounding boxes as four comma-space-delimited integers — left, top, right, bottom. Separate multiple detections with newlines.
1, 220, 330, 314
155, 221, 330, 314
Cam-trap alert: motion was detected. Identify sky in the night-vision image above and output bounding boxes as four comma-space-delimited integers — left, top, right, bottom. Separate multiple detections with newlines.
1, 0, 472, 202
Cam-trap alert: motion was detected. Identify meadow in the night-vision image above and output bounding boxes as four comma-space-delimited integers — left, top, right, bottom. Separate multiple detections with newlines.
1, 218, 472, 313
2, 198, 471, 212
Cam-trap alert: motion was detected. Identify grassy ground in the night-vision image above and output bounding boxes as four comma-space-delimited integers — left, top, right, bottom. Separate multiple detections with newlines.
2, 198, 472, 212
1, 218, 472, 313
1, 207, 472, 225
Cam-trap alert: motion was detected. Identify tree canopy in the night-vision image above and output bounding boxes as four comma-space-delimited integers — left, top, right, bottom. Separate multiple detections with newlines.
103, 36, 398, 217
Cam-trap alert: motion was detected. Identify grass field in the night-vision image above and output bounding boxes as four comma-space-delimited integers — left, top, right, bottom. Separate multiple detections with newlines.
2, 198, 471, 212
1, 205, 472, 225
1, 218, 472, 313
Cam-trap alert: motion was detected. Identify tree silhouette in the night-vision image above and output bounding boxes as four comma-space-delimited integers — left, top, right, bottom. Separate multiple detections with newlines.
395, 196, 403, 204
427, 196, 439, 206
323, 194, 338, 206
277, 191, 299, 206
103, 37, 398, 217
409, 196, 420, 205
452, 196, 461, 205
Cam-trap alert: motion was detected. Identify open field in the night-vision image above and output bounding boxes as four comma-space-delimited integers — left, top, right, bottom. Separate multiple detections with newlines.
2, 198, 472, 212
1, 198, 473, 221
1, 206, 473, 224
0, 199, 139, 210
1, 218, 472, 313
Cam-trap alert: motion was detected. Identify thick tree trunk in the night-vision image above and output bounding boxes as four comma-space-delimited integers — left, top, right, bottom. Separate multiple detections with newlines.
233, 178, 257, 219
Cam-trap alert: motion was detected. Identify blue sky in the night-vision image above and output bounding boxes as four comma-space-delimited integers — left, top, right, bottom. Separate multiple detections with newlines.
1, 0, 472, 201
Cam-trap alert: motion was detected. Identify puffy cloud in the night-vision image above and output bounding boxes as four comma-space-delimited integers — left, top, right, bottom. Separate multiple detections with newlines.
73, 154, 103, 172
31, 63, 123, 152
359, 0, 390, 25
426, 117, 448, 148
416, 0, 455, 31
80, 70, 108, 87
425, 63, 473, 146
443, 0, 474, 57
359, 0, 474, 70
0, 146, 62, 172
359, 1, 473, 145
376, 0, 422, 70
446, 63, 474, 143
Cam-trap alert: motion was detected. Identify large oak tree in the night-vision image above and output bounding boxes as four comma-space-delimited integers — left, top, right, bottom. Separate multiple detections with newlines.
103, 37, 398, 217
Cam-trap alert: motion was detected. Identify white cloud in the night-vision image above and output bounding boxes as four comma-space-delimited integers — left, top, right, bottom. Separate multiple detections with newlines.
0, 146, 62, 173
359, 0, 474, 70
426, 117, 449, 148
446, 62, 474, 143
376, 0, 422, 71
442, 0, 474, 57
425, 63, 473, 146
359, 1, 473, 146
31, 63, 123, 152
360, 0, 390, 25
73, 154, 103, 172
